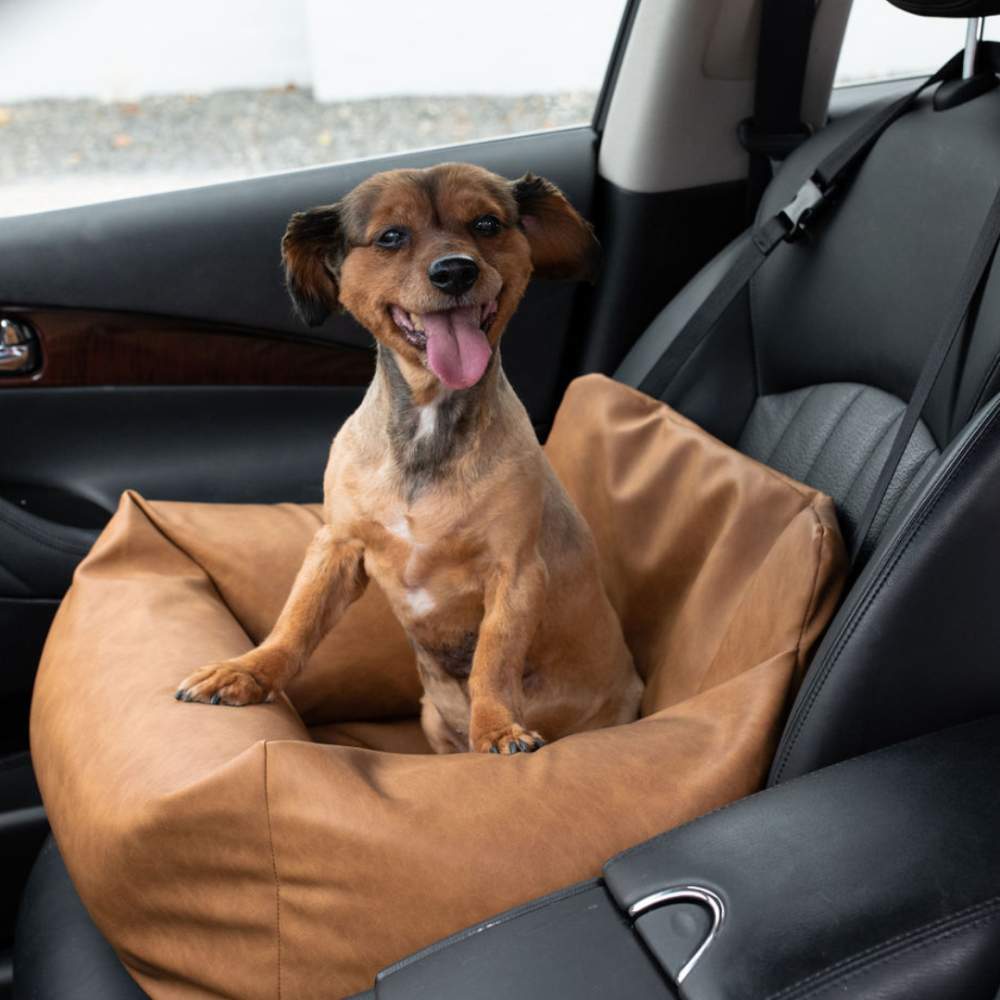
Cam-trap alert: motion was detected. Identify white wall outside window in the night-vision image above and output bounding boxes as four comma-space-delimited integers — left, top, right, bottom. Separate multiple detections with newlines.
0, 0, 622, 104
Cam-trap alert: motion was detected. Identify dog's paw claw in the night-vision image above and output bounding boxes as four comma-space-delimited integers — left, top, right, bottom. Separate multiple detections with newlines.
175, 662, 273, 707
475, 725, 547, 755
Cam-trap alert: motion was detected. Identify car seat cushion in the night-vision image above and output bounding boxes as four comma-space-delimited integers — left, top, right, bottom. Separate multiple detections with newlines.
739, 382, 939, 547
29, 374, 846, 999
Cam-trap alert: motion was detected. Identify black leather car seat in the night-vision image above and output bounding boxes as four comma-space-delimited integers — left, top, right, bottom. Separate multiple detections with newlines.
617, 42, 1000, 781
15, 839, 149, 999
17, 5, 1000, 998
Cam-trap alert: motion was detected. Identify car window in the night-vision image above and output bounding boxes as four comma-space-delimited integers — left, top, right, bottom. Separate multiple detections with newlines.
0, 0, 627, 218
835, 5, 1000, 87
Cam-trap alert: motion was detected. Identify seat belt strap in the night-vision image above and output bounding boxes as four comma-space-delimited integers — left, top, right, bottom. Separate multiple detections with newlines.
739, 0, 819, 220
638, 49, 964, 402
850, 178, 1000, 565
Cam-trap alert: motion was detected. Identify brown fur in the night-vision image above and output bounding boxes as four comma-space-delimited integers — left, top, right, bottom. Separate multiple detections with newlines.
177, 163, 642, 754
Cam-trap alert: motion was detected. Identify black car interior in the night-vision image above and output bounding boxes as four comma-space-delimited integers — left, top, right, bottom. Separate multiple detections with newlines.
6, 0, 1000, 997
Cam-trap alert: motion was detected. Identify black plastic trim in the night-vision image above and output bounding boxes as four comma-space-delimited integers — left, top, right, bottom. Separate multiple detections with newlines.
571, 177, 747, 380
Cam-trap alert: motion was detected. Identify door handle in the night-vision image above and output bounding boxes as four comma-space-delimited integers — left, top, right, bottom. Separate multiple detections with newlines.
0, 318, 40, 376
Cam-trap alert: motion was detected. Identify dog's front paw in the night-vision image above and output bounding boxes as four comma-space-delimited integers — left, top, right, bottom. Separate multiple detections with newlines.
175, 660, 276, 707
472, 723, 547, 755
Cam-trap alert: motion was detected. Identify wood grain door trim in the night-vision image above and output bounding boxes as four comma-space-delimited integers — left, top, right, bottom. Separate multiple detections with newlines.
0, 307, 375, 388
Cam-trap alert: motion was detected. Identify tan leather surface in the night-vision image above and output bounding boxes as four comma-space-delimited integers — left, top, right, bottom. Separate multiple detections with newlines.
31, 374, 845, 998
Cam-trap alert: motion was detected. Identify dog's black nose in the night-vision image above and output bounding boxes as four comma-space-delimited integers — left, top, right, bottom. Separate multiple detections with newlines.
428, 255, 479, 296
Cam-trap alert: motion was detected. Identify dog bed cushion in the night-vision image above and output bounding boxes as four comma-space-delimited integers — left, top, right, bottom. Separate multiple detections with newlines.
31, 374, 846, 999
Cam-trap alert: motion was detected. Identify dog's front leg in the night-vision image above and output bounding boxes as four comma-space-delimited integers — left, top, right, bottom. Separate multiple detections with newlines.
176, 525, 367, 706
468, 557, 547, 754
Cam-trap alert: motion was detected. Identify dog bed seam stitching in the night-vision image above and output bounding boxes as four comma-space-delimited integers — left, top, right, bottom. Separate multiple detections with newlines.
793, 506, 828, 676
263, 741, 283, 1000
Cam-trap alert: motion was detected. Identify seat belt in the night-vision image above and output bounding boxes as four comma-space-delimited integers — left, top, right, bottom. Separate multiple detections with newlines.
637, 47, 965, 404
739, 0, 819, 220
850, 178, 1000, 564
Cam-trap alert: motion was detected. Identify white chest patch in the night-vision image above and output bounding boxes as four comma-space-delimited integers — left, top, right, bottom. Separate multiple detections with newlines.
406, 587, 436, 617
387, 516, 413, 542
415, 403, 438, 441
414, 391, 452, 442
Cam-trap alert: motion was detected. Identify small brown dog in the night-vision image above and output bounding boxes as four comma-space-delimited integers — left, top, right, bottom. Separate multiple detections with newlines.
177, 163, 642, 754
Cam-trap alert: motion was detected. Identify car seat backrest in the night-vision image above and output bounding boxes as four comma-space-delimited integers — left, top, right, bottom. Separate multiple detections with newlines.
616, 47, 1000, 781
748, 91, 1000, 548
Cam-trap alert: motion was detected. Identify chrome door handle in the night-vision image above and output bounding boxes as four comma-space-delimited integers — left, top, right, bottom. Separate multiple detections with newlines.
0, 318, 40, 375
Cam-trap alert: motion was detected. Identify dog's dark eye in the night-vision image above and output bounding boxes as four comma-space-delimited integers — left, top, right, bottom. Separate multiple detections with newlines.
375, 227, 409, 249
471, 215, 501, 236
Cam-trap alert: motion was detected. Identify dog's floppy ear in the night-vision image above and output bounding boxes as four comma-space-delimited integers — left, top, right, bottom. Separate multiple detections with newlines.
512, 173, 601, 284
281, 204, 347, 327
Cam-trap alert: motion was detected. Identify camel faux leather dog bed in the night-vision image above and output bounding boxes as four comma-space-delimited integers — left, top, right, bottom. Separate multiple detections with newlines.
31, 374, 846, 998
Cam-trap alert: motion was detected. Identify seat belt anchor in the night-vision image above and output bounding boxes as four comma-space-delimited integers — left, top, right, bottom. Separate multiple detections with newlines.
779, 178, 826, 240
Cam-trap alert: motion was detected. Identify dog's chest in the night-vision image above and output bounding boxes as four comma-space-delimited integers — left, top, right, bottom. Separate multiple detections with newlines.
360, 502, 485, 631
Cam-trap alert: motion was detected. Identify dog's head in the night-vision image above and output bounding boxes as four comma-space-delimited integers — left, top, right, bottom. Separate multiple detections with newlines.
281, 163, 600, 390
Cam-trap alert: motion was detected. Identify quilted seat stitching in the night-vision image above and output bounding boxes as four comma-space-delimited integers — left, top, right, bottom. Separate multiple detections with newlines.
799, 385, 866, 483
763, 386, 817, 467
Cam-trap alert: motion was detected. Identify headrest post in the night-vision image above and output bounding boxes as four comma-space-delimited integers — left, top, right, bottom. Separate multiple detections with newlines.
963, 17, 986, 78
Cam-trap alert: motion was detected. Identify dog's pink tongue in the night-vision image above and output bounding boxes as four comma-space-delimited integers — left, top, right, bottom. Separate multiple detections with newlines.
422, 306, 492, 389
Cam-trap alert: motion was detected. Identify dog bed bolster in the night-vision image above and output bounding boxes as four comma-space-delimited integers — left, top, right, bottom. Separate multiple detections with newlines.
31, 374, 846, 998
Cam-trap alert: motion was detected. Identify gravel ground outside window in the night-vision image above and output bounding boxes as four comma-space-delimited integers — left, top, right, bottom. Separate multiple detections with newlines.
0, 88, 595, 218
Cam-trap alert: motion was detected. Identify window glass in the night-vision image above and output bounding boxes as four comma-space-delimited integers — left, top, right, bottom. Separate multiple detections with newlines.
0, 0, 627, 218
835, 5, 977, 86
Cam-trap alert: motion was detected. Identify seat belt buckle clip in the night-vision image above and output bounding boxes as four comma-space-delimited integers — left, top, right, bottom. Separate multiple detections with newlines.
779, 178, 826, 240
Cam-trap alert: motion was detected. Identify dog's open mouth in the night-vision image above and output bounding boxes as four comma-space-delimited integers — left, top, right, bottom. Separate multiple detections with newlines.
389, 301, 499, 390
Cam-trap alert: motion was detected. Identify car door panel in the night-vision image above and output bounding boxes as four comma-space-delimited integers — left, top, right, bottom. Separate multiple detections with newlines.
0, 126, 597, 421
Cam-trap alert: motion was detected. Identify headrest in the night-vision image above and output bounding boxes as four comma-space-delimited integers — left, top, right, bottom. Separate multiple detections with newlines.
887, 1, 1000, 15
